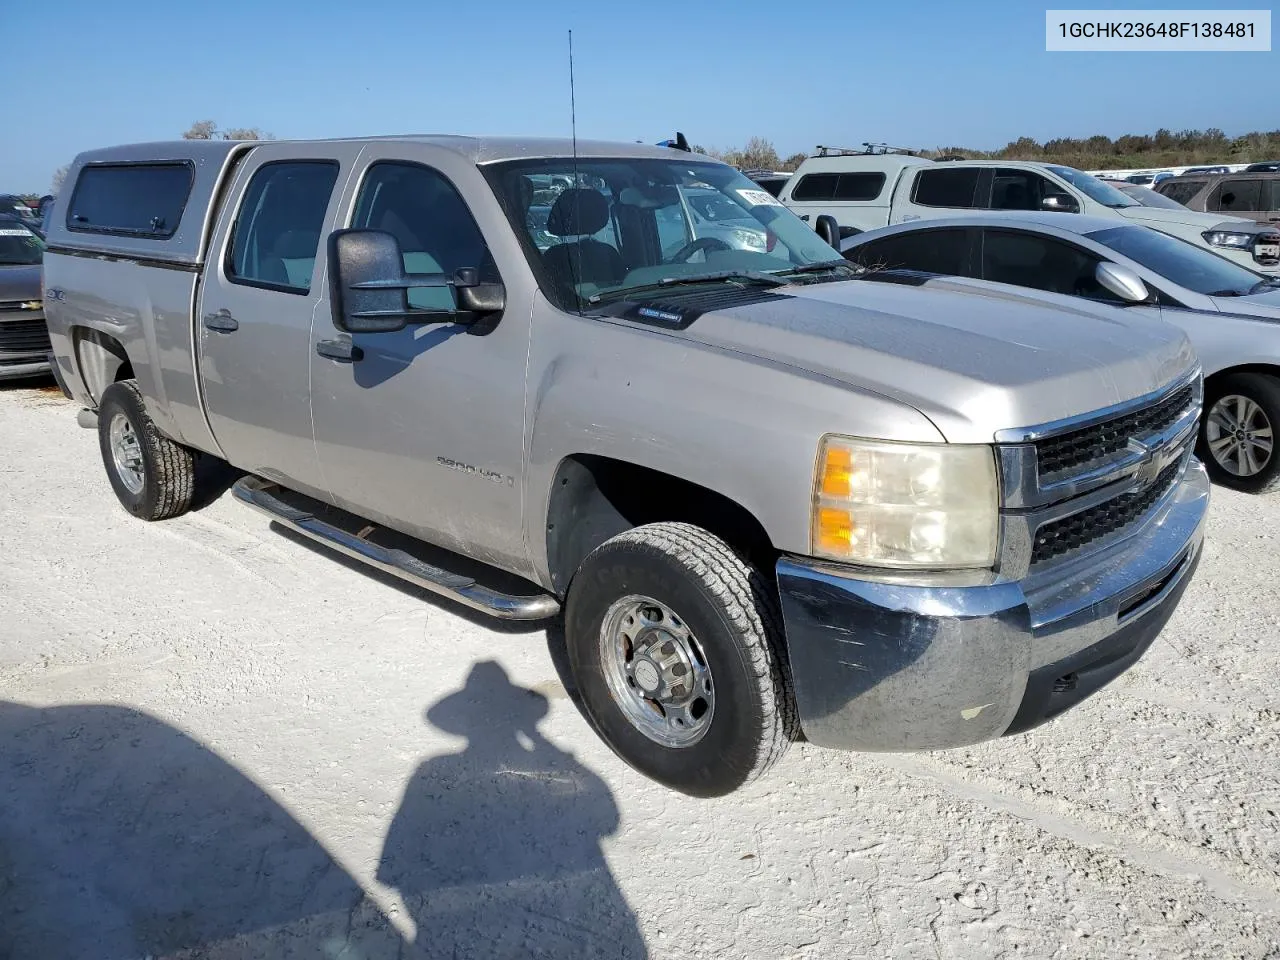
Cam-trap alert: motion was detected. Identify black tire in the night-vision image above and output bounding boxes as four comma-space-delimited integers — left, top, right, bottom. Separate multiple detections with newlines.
1198, 372, 1280, 494
97, 379, 195, 520
565, 522, 797, 797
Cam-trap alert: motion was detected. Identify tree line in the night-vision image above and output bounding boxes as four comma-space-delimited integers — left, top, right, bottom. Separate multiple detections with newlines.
695, 128, 1280, 172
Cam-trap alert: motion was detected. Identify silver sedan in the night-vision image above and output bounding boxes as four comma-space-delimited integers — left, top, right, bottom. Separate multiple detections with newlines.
842, 211, 1280, 492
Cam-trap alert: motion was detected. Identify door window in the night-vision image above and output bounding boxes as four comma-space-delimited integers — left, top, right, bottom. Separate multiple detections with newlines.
351, 162, 497, 310
228, 161, 339, 293
981, 229, 1118, 301
989, 169, 1056, 211
1210, 179, 1264, 213
849, 228, 972, 275
911, 169, 981, 208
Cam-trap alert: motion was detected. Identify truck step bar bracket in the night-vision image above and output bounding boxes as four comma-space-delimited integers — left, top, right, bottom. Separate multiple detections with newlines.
232, 476, 560, 621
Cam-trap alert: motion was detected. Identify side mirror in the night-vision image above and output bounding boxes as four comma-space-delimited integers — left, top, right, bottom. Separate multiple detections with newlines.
814, 214, 841, 249
1095, 261, 1150, 303
1040, 193, 1080, 214
328, 229, 504, 333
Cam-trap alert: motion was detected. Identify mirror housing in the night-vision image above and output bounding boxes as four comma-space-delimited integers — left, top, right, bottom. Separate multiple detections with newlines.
328, 229, 503, 333
1095, 261, 1150, 304
814, 214, 841, 249
1040, 193, 1080, 214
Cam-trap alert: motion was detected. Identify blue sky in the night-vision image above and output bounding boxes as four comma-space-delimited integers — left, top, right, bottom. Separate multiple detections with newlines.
2, 0, 1273, 192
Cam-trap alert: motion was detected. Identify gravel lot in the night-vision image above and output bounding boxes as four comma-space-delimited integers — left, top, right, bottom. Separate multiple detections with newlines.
1, 380, 1278, 960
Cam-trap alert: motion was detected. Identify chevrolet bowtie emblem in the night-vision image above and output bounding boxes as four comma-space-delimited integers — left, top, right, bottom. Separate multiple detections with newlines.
18, 301, 41, 311
1131, 440, 1163, 488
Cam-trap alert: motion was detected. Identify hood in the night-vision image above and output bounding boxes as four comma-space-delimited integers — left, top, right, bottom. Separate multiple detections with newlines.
1115, 205, 1253, 229
663, 277, 1196, 443
0, 264, 42, 301
1219, 286, 1280, 319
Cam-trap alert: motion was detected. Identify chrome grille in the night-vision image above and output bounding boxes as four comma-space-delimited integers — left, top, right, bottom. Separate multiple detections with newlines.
1030, 459, 1182, 564
1036, 383, 1195, 481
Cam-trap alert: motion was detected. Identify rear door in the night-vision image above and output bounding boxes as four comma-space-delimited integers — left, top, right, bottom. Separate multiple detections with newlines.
1207, 177, 1266, 224
891, 167, 984, 224
197, 142, 360, 497
845, 227, 977, 278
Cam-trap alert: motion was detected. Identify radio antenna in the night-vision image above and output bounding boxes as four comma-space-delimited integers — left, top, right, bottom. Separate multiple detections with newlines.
568, 28, 583, 316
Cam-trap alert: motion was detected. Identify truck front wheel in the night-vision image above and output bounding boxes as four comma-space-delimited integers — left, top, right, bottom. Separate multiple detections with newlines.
97, 380, 195, 520
565, 522, 797, 797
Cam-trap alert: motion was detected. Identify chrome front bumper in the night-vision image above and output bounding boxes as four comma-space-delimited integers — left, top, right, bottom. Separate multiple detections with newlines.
776, 458, 1209, 751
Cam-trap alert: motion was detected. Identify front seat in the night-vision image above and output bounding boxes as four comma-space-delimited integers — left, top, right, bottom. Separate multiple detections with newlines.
541, 188, 626, 295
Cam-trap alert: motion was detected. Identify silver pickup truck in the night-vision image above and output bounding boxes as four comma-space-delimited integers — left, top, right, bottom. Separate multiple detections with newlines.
42, 136, 1209, 796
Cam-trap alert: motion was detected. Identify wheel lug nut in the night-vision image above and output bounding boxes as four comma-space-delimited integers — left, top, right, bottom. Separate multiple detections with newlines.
670, 683, 687, 699
661, 641, 675, 657
671, 663, 687, 677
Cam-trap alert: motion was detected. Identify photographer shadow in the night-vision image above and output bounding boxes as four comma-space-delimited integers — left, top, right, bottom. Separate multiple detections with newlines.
380, 661, 647, 960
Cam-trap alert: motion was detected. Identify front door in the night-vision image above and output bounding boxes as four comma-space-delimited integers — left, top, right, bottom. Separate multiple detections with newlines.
197, 143, 360, 498
309, 146, 534, 576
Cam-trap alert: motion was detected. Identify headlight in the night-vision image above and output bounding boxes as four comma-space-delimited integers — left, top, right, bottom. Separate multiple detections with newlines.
730, 228, 767, 251
1202, 230, 1255, 249
811, 436, 999, 569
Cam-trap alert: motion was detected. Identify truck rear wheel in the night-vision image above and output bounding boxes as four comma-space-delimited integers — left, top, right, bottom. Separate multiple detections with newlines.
97, 380, 195, 520
565, 522, 797, 797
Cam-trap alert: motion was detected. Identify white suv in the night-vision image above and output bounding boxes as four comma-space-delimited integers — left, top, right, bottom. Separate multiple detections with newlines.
779, 154, 1266, 269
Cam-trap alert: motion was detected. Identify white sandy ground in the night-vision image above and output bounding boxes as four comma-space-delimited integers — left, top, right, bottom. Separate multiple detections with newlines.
0, 380, 1277, 960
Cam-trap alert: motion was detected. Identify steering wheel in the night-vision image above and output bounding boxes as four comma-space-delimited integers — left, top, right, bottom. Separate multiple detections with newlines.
668, 236, 731, 263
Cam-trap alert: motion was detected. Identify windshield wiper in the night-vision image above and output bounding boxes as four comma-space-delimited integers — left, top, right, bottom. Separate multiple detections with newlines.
1209, 289, 1244, 297
1249, 278, 1280, 295
774, 259, 862, 277
588, 270, 787, 305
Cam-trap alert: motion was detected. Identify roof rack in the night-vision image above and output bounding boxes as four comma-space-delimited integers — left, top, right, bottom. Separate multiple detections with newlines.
815, 142, 920, 157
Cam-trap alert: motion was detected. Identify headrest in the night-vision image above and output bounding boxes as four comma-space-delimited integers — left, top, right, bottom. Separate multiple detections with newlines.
271, 229, 321, 259
547, 188, 609, 237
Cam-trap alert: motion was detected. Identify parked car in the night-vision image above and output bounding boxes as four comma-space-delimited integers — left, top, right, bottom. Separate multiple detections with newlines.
744, 170, 792, 198
1154, 171, 1280, 230
0, 215, 51, 380
1183, 166, 1232, 175
777, 155, 1261, 269
1124, 173, 1155, 185
1246, 161, 1280, 173
43, 135, 1207, 796
843, 212, 1280, 490
0, 195, 40, 225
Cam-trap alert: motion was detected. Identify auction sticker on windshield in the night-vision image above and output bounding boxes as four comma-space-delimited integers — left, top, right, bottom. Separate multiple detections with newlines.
737, 189, 783, 207
0, 229, 31, 236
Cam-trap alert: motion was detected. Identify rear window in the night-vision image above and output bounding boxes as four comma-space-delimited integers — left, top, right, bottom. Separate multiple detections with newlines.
1157, 178, 1206, 205
791, 172, 886, 202
912, 168, 981, 208
67, 162, 194, 238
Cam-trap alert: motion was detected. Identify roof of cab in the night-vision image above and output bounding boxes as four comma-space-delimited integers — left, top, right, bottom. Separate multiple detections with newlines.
70, 135, 711, 166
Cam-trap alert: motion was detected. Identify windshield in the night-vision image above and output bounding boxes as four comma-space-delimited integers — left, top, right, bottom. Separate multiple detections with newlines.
0, 220, 44, 265
1046, 165, 1139, 208
1119, 185, 1189, 210
1087, 224, 1263, 297
484, 157, 842, 310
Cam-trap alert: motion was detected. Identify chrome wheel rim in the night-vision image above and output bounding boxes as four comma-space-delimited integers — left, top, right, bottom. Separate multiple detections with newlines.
108, 412, 145, 495
599, 595, 715, 748
1206, 394, 1274, 478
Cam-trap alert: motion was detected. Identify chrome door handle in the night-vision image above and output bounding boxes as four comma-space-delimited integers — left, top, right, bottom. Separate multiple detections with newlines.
203, 310, 239, 333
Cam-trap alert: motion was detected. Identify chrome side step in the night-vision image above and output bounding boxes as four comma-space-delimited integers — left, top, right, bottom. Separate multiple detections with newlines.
232, 476, 560, 621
